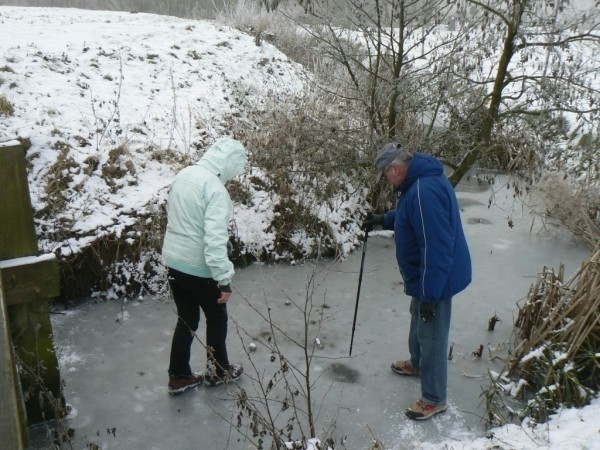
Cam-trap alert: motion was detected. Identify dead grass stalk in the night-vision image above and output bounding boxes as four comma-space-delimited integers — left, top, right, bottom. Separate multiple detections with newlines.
503, 241, 600, 420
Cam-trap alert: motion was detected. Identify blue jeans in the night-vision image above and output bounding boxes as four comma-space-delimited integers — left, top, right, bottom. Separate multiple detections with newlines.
408, 297, 452, 406
168, 268, 230, 378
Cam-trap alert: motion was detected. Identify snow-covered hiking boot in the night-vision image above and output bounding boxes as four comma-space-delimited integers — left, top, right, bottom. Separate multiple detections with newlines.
168, 372, 204, 395
391, 360, 418, 376
204, 363, 243, 387
405, 400, 447, 420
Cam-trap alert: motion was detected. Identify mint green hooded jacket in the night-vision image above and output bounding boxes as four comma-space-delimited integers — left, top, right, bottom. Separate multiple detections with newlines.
162, 137, 247, 286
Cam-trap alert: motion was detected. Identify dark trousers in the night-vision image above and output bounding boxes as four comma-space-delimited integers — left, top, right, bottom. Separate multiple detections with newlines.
168, 268, 229, 378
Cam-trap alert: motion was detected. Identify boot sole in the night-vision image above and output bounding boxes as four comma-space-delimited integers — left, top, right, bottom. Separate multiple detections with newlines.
391, 363, 418, 376
405, 405, 448, 420
168, 380, 203, 395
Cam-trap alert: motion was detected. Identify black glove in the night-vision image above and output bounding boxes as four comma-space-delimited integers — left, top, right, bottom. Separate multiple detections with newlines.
420, 303, 437, 323
218, 283, 232, 293
361, 212, 383, 231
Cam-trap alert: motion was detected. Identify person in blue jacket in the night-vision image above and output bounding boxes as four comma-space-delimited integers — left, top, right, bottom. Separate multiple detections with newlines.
162, 137, 247, 395
362, 142, 472, 420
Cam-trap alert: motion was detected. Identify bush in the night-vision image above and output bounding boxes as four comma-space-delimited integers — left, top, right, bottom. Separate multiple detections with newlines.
226, 86, 373, 264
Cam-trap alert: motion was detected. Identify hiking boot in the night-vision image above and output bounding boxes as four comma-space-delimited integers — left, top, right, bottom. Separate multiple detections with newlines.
204, 363, 243, 387
405, 400, 447, 420
168, 372, 204, 396
391, 360, 418, 376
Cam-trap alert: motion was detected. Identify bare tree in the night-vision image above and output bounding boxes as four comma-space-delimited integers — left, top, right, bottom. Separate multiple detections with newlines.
443, 0, 600, 185
288, 0, 599, 186
296, 0, 462, 145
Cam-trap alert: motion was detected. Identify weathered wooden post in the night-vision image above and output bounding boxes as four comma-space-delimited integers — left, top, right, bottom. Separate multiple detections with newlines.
0, 276, 28, 449
0, 141, 63, 430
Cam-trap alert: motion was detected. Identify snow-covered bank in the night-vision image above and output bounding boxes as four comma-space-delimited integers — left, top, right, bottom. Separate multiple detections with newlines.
0, 6, 308, 256
428, 395, 600, 449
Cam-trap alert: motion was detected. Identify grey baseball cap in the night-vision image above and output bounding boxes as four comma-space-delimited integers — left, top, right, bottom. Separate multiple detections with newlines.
375, 142, 412, 181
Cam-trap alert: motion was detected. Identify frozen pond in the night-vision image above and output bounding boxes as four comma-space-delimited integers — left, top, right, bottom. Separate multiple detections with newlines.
29, 175, 591, 449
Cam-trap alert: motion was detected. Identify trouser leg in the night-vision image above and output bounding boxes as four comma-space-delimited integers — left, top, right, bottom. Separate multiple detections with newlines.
168, 269, 201, 378
200, 285, 229, 377
408, 297, 421, 370
417, 297, 452, 405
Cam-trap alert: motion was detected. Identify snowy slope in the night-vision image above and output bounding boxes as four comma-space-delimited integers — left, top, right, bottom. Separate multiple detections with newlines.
0, 6, 307, 256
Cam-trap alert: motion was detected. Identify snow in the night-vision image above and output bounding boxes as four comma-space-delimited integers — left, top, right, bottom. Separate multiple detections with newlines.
0, 139, 21, 147
427, 396, 600, 450
286, 438, 330, 450
0, 253, 55, 269
1, 6, 599, 450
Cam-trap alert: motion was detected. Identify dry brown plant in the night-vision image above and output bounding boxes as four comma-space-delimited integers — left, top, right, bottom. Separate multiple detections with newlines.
0, 94, 15, 116
536, 174, 600, 250
500, 241, 600, 421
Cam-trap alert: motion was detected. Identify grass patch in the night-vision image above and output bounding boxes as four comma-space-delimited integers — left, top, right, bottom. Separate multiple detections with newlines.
102, 144, 138, 192
0, 94, 15, 116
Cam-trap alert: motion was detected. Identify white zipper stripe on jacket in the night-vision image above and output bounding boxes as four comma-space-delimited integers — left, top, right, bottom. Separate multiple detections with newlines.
416, 179, 428, 300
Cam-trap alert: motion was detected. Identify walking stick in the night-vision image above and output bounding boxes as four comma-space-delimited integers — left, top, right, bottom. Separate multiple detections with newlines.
349, 228, 369, 356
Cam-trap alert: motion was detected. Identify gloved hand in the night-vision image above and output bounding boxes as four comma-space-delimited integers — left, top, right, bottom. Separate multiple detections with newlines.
361, 212, 383, 231
420, 303, 437, 323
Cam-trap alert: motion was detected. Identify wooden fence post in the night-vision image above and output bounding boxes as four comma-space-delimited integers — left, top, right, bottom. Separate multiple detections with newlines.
0, 141, 63, 427
0, 276, 28, 450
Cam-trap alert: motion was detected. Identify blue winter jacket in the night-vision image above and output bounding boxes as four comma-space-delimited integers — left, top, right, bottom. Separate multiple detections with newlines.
382, 153, 471, 303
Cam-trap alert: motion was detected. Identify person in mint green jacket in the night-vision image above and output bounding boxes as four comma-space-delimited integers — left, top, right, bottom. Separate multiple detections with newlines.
162, 137, 247, 394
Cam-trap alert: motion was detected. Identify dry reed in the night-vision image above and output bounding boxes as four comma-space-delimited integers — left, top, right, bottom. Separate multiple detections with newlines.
506, 240, 600, 418
512, 242, 600, 365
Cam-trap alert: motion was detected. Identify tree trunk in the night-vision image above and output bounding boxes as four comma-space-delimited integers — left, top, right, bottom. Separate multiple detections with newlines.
448, 0, 525, 186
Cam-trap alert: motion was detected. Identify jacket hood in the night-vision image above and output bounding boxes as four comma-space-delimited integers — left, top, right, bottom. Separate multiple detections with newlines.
196, 137, 247, 182
398, 152, 443, 193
